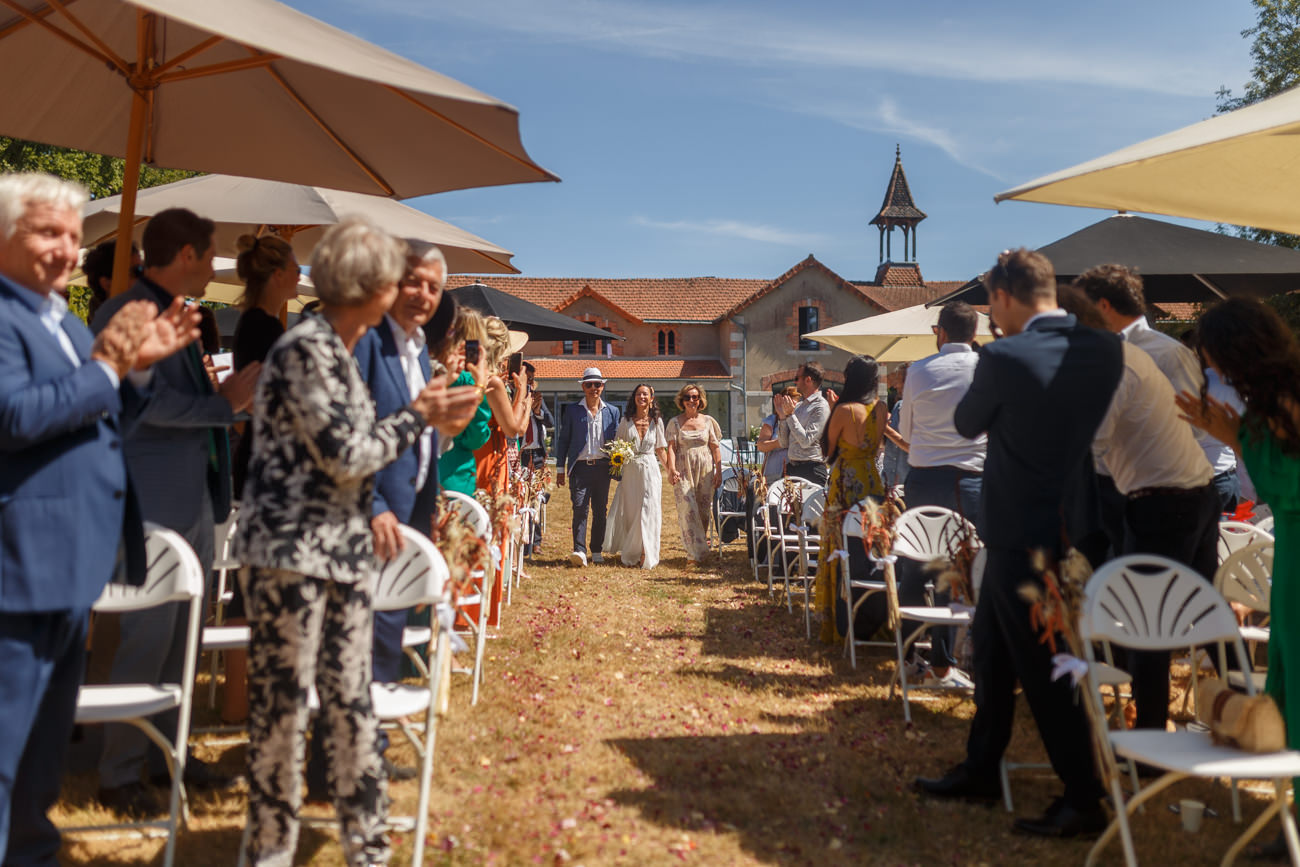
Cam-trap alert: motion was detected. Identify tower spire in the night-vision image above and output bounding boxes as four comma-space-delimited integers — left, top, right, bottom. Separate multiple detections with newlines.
870, 145, 927, 264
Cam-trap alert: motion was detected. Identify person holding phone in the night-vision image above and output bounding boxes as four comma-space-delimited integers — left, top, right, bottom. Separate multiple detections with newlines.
437, 310, 494, 496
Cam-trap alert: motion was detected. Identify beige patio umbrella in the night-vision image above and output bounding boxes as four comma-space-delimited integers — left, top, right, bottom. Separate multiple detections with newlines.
81, 174, 519, 274
994, 84, 1300, 234
0, 0, 556, 292
804, 303, 993, 362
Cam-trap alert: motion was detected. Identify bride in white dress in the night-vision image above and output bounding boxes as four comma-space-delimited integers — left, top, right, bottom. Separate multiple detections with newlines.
603, 384, 668, 568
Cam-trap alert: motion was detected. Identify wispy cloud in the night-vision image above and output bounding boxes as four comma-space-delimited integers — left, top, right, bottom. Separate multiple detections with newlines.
632, 216, 826, 247
372, 0, 1234, 98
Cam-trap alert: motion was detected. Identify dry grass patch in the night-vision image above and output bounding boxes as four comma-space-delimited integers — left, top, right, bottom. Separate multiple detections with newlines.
55, 474, 1286, 865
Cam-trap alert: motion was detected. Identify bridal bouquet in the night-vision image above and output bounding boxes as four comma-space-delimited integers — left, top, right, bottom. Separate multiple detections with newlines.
602, 438, 636, 478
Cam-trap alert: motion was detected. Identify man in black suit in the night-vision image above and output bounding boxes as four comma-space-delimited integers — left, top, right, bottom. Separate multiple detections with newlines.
914, 249, 1124, 838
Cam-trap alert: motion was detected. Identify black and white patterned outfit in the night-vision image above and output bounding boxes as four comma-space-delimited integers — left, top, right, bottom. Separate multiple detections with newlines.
233, 315, 423, 867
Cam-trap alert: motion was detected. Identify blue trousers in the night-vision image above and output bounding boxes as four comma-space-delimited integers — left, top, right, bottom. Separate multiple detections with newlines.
569, 459, 612, 556
0, 608, 89, 866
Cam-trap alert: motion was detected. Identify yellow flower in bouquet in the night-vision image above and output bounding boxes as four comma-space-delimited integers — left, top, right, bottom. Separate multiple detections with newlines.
602, 438, 636, 478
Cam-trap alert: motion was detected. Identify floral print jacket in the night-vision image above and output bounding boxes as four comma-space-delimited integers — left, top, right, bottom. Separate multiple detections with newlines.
234, 315, 423, 584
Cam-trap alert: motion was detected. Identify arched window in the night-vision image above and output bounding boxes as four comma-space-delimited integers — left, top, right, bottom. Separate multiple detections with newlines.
657, 329, 677, 356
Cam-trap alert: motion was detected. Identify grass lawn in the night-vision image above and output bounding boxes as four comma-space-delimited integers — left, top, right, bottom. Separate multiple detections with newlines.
54, 471, 1279, 865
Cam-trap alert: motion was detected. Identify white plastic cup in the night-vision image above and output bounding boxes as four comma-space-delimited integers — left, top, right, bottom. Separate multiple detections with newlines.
1180, 799, 1205, 832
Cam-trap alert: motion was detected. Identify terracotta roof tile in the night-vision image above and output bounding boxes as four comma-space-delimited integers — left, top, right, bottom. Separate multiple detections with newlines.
454, 275, 766, 323
1149, 302, 1199, 322
722, 255, 891, 318
853, 280, 957, 312
531, 358, 731, 381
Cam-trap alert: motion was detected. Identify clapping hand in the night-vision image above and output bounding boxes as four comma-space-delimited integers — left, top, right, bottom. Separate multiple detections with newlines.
1175, 389, 1241, 451
134, 296, 202, 370
412, 374, 482, 427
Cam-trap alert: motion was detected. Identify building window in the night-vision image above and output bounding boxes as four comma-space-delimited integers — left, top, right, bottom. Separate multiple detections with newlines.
657, 329, 677, 356
578, 336, 596, 354
798, 306, 820, 350
562, 340, 574, 355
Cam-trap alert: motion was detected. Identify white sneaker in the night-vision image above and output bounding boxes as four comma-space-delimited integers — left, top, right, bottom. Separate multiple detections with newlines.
923, 666, 974, 690
902, 659, 929, 682
592, 552, 604, 564
569, 550, 587, 567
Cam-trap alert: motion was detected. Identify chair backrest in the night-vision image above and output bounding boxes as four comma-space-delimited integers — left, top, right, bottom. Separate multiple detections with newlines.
1080, 554, 1246, 665
766, 476, 821, 506
1257, 515, 1275, 534
93, 523, 205, 612
442, 491, 492, 540
801, 488, 826, 527
1214, 540, 1273, 615
374, 525, 450, 611
211, 508, 240, 571
1217, 520, 1273, 564
892, 506, 978, 561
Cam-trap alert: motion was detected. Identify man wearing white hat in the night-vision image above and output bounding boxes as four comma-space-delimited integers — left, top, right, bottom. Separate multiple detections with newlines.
556, 367, 622, 566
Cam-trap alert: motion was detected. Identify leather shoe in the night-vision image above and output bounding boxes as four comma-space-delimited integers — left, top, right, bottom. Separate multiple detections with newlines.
149, 756, 237, 791
913, 764, 1002, 802
98, 782, 165, 817
382, 756, 417, 782
1013, 797, 1107, 838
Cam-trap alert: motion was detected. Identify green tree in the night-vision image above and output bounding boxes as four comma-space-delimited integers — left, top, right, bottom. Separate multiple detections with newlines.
0, 137, 196, 199
1215, 0, 1300, 249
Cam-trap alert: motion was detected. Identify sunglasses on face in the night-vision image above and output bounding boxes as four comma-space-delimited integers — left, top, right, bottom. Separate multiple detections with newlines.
683, 395, 700, 403
583, 382, 603, 389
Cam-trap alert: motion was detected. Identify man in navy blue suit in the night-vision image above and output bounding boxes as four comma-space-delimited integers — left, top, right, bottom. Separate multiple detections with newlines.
304, 241, 480, 797
915, 249, 1124, 839
0, 173, 200, 865
555, 368, 621, 566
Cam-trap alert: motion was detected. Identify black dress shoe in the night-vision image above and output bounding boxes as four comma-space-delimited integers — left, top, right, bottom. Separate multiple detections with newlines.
1013, 797, 1108, 838
149, 756, 237, 791
913, 764, 1002, 801
382, 756, 418, 782
98, 782, 165, 817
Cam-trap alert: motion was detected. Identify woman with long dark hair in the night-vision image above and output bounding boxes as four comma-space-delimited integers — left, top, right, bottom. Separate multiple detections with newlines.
603, 384, 668, 568
1176, 298, 1300, 860
812, 355, 887, 645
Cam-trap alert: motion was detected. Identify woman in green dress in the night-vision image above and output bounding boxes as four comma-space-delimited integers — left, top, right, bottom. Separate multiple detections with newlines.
1176, 298, 1300, 860
437, 307, 492, 496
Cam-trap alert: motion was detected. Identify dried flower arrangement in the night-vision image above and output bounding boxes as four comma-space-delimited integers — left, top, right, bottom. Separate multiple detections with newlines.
431, 495, 491, 601
1019, 547, 1093, 657
929, 516, 982, 607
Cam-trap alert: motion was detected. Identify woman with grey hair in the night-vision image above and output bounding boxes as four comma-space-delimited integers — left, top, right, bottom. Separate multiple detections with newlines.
234, 216, 449, 867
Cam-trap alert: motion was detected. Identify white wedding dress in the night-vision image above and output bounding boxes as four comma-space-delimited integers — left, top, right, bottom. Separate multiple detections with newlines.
602, 417, 666, 568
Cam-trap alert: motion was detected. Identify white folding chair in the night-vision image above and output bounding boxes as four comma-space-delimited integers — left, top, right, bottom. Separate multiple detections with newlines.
371, 525, 453, 867
1217, 520, 1273, 565
775, 488, 825, 638
1215, 541, 1273, 694
839, 500, 893, 667
1256, 514, 1275, 534
205, 508, 240, 708
886, 506, 980, 722
441, 491, 494, 705
64, 524, 205, 867
755, 477, 822, 596
713, 467, 747, 553
1079, 554, 1300, 867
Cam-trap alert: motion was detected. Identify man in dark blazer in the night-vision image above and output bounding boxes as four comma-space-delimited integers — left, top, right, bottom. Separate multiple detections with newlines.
0, 173, 200, 864
92, 208, 261, 812
915, 249, 1124, 839
556, 368, 621, 566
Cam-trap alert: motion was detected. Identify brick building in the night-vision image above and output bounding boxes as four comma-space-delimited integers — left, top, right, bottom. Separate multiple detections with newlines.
458, 150, 963, 436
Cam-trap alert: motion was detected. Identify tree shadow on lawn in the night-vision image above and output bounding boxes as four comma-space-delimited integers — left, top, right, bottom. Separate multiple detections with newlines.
604, 727, 1102, 865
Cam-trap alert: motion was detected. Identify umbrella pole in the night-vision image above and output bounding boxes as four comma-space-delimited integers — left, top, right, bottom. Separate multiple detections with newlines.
109, 12, 153, 297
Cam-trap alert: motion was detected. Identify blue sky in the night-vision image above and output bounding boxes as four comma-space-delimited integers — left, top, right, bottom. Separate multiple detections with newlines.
298, 0, 1260, 284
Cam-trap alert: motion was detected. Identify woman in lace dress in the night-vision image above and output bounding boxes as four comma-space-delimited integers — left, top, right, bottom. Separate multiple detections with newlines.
604, 384, 668, 568
665, 383, 723, 565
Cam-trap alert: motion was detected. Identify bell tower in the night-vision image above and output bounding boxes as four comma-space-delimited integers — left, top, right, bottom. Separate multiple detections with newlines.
870, 145, 927, 265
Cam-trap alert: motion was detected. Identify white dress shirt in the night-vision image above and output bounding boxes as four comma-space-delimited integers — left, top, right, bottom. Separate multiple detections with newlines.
1120, 316, 1221, 467
898, 342, 986, 471
1093, 343, 1213, 495
387, 315, 433, 491
577, 398, 608, 461
24, 286, 120, 388
1203, 368, 1242, 475
778, 391, 829, 462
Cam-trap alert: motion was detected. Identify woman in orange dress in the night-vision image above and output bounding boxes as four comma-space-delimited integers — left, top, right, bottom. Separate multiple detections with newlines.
472, 315, 529, 626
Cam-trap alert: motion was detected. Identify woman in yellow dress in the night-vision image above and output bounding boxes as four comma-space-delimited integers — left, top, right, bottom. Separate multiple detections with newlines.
814, 355, 887, 645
